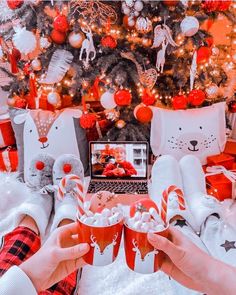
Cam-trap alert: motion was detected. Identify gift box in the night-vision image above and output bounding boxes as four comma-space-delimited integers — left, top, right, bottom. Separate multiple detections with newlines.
223, 139, 236, 158
207, 153, 234, 170
0, 119, 16, 148
0, 146, 18, 172
205, 166, 236, 201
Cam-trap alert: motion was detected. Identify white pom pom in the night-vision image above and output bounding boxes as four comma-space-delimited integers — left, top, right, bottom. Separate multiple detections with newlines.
13, 26, 37, 54
40, 36, 51, 49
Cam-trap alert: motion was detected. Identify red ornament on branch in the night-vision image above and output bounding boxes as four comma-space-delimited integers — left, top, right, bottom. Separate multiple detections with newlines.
114, 89, 132, 106
218, 0, 231, 11
172, 95, 188, 110
141, 89, 156, 106
53, 15, 69, 33
80, 112, 97, 129
7, 0, 24, 10
202, 0, 231, 12
197, 46, 211, 64
188, 89, 206, 107
101, 35, 117, 49
50, 29, 67, 44
163, 0, 178, 7
134, 104, 153, 123
228, 101, 236, 113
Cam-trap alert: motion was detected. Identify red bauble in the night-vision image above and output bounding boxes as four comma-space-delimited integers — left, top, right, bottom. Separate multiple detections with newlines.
101, 35, 117, 49
172, 95, 187, 110
7, 0, 24, 9
188, 89, 206, 107
36, 161, 45, 171
134, 104, 153, 123
50, 29, 67, 44
228, 100, 236, 113
80, 113, 97, 129
163, 0, 178, 6
205, 37, 214, 47
114, 89, 132, 106
197, 46, 211, 64
14, 96, 27, 109
130, 198, 159, 217
141, 89, 156, 106
202, 0, 220, 12
53, 15, 69, 33
218, 0, 231, 11
123, 16, 136, 30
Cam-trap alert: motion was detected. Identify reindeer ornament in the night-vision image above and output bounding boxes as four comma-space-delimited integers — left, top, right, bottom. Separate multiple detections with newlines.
79, 26, 96, 68
152, 24, 178, 73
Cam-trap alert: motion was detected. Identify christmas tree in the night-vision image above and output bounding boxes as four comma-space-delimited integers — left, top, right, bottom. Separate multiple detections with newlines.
0, 0, 236, 141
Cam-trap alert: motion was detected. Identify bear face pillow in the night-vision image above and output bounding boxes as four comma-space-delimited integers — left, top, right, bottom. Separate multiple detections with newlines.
150, 102, 226, 164
9, 107, 89, 182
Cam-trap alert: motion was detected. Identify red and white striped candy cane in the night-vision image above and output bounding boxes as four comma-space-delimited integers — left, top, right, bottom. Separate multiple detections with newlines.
161, 185, 185, 225
57, 174, 85, 217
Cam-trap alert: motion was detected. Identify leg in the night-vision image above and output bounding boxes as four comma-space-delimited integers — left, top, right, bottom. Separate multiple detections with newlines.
0, 225, 40, 276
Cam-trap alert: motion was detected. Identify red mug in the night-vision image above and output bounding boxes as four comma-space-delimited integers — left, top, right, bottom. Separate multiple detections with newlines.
77, 219, 123, 266
124, 223, 169, 274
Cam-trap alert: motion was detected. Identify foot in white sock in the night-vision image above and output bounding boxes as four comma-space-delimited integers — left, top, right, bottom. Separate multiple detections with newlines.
14, 154, 55, 237
150, 155, 194, 224
179, 155, 221, 232
51, 154, 84, 231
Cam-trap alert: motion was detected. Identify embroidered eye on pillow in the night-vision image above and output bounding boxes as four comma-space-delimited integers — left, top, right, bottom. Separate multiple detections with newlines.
150, 102, 226, 164
9, 107, 89, 182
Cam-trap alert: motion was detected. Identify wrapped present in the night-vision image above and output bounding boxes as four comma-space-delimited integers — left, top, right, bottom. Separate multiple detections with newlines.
205, 166, 236, 201
0, 146, 18, 172
207, 153, 234, 170
224, 139, 236, 158
0, 119, 16, 148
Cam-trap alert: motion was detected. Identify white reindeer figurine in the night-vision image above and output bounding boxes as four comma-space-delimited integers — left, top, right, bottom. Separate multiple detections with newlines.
156, 39, 168, 73
132, 239, 159, 274
90, 233, 118, 266
79, 26, 96, 68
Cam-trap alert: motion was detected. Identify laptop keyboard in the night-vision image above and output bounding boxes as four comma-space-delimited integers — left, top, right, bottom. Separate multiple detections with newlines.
87, 181, 148, 194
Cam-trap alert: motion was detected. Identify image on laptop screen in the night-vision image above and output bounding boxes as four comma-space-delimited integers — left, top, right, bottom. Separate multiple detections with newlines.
90, 142, 148, 179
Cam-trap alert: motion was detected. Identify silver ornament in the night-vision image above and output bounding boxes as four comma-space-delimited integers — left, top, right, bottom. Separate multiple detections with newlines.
180, 16, 199, 37
40, 36, 51, 49
135, 16, 152, 33
47, 91, 61, 108
31, 58, 42, 71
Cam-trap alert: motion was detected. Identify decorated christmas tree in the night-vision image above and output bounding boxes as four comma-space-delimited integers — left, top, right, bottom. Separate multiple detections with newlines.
0, 0, 236, 141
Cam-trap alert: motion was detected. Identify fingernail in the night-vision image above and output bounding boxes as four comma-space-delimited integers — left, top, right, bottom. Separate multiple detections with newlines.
78, 243, 89, 252
147, 233, 158, 242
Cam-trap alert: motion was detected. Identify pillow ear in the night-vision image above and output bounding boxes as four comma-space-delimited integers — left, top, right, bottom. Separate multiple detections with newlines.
62, 107, 82, 118
13, 111, 29, 125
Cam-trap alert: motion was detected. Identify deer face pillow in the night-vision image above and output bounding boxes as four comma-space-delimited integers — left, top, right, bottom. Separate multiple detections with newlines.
150, 102, 226, 164
9, 107, 89, 182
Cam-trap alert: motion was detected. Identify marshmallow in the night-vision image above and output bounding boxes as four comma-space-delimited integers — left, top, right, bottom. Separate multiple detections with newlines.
84, 217, 94, 225
149, 208, 162, 223
85, 210, 94, 217
134, 211, 142, 221
141, 212, 151, 222
133, 220, 142, 230
101, 208, 111, 218
84, 201, 91, 211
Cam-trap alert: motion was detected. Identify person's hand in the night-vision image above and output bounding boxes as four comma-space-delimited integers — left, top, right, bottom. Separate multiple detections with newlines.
20, 222, 89, 292
113, 168, 125, 176
148, 226, 236, 295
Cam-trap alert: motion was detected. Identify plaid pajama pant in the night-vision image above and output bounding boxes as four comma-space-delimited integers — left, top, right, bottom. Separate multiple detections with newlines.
0, 226, 80, 295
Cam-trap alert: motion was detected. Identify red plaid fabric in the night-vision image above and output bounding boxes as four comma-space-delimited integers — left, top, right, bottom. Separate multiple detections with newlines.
0, 226, 80, 295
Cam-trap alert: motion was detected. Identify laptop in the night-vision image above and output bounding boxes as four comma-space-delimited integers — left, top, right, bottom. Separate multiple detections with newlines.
87, 141, 149, 195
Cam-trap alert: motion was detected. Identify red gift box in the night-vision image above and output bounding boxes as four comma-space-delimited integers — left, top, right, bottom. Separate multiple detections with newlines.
224, 139, 236, 158
205, 166, 236, 201
0, 119, 16, 148
207, 153, 234, 170
0, 146, 18, 172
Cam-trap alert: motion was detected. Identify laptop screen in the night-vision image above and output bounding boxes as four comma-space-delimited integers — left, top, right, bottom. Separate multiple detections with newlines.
90, 141, 148, 180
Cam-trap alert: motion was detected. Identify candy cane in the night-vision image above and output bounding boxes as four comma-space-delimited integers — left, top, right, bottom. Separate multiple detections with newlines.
57, 174, 85, 217
161, 185, 185, 225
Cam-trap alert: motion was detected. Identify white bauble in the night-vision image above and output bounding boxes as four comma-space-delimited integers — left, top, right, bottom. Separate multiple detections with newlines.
134, 0, 143, 12
206, 84, 219, 98
123, 6, 131, 15
135, 16, 152, 33
68, 31, 84, 48
125, 0, 134, 7
13, 26, 37, 54
122, 2, 128, 9
212, 47, 220, 56
134, 10, 140, 17
100, 91, 117, 109
128, 17, 135, 27
47, 91, 61, 108
180, 16, 199, 37
31, 58, 42, 71
40, 36, 51, 49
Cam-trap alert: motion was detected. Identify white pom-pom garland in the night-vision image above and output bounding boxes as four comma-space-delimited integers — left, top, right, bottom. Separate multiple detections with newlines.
13, 26, 37, 54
